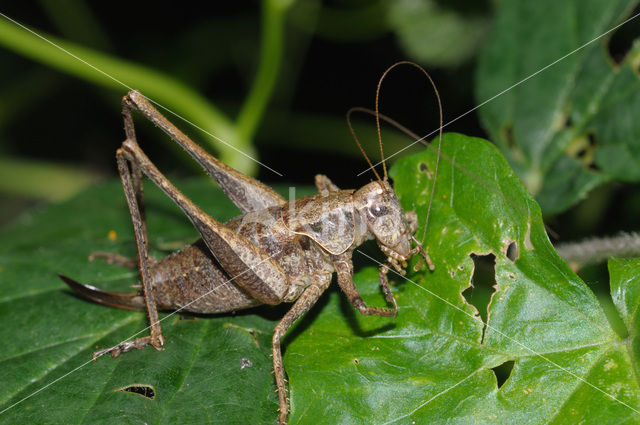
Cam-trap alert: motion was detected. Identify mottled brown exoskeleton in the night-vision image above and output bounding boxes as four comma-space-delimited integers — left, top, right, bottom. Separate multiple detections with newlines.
60, 61, 442, 424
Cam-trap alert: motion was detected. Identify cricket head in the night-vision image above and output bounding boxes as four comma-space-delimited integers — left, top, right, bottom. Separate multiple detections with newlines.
354, 180, 413, 263
348, 61, 442, 275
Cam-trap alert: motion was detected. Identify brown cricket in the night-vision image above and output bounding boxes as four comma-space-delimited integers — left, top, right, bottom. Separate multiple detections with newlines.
60, 61, 442, 424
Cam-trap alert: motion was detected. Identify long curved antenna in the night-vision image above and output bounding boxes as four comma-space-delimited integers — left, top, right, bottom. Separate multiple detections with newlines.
346, 107, 384, 183
374, 61, 443, 185
347, 106, 421, 141
364, 61, 444, 246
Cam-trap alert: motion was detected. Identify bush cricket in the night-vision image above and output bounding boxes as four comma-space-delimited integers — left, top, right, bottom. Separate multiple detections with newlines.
60, 61, 443, 424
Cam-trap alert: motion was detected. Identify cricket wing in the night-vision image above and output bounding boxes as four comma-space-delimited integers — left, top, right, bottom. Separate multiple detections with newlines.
206, 160, 286, 213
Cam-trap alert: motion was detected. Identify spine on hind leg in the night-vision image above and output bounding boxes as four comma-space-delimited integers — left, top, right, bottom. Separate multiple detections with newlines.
59, 274, 146, 311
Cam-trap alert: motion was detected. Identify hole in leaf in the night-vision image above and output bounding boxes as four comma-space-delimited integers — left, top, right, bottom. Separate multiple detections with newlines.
177, 313, 198, 322
607, 5, 640, 65
115, 384, 156, 400
462, 253, 497, 335
506, 241, 518, 262
492, 360, 515, 389
418, 162, 432, 178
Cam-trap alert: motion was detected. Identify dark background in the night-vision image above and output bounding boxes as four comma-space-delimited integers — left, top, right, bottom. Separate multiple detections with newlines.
0, 1, 490, 222
1, 1, 638, 248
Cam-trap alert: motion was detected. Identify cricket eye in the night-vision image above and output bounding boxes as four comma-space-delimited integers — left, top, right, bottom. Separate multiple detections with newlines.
369, 203, 388, 218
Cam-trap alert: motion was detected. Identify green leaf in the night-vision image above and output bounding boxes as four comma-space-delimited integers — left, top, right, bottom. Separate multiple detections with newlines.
609, 257, 640, 337
475, 0, 640, 213
2, 135, 639, 423
288, 133, 639, 423
388, 0, 489, 67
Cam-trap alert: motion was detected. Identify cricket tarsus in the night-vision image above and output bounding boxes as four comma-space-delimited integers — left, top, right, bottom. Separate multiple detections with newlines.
61, 61, 442, 424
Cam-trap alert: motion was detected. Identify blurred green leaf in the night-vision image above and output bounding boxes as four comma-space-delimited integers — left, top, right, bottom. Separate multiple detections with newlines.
0, 155, 101, 201
388, 0, 489, 66
475, 0, 640, 213
289, 0, 389, 42
236, 0, 290, 144
290, 0, 490, 65
1, 135, 638, 423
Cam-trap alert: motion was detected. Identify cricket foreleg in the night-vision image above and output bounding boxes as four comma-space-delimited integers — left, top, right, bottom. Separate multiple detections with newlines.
272, 278, 331, 425
333, 253, 397, 317
377, 263, 398, 310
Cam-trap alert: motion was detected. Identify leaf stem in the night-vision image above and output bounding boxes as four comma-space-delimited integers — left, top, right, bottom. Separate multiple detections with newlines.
236, 0, 290, 144
556, 232, 640, 268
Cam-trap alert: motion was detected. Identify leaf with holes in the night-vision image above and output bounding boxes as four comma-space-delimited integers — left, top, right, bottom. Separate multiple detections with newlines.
287, 133, 640, 423
475, 0, 640, 213
1, 135, 639, 424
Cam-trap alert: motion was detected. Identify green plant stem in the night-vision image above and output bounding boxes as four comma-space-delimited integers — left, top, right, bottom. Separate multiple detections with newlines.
236, 0, 291, 145
556, 232, 640, 269
0, 17, 249, 173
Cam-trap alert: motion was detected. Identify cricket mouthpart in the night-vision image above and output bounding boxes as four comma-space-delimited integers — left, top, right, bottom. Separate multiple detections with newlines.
379, 242, 410, 274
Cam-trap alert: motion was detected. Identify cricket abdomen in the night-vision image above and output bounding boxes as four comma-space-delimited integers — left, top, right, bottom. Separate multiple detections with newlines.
151, 205, 337, 313
150, 239, 261, 314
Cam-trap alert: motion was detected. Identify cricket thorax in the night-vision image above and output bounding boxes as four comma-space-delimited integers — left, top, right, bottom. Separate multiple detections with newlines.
281, 190, 359, 255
